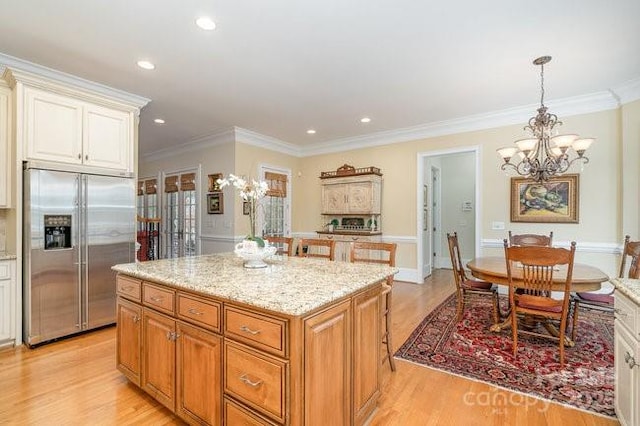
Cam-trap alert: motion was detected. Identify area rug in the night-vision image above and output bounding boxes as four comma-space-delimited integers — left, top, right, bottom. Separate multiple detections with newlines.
395, 294, 615, 417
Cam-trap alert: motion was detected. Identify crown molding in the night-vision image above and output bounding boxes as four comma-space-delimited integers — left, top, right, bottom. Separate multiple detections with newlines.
0, 52, 150, 109
611, 77, 640, 105
301, 90, 620, 157
142, 127, 235, 162
234, 127, 303, 157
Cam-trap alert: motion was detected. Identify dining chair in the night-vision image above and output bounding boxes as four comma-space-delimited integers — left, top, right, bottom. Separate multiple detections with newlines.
508, 231, 553, 247
504, 240, 576, 367
446, 232, 500, 326
571, 235, 640, 340
264, 236, 294, 256
350, 241, 398, 371
297, 238, 336, 260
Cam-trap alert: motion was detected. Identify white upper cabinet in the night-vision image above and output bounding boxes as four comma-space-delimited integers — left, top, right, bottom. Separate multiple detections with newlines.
0, 83, 10, 207
24, 86, 132, 171
25, 86, 84, 165
321, 176, 381, 215
83, 103, 131, 170
3, 67, 148, 175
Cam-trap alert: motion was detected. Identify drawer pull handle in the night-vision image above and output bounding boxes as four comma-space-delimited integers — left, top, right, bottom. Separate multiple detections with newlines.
150, 296, 164, 302
614, 308, 627, 317
187, 308, 203, 316
240, 325, 261, 335
239, 374, 263, 387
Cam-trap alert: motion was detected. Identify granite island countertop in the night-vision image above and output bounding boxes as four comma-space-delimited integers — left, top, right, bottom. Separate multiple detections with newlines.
612, 278, 640, 305
112, 252, 398, 317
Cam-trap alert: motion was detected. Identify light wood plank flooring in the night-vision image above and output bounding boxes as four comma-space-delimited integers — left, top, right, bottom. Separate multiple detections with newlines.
0, 269, 619, 425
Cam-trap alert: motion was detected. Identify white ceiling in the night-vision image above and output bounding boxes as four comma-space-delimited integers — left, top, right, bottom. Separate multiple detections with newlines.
0, 0, 639, 156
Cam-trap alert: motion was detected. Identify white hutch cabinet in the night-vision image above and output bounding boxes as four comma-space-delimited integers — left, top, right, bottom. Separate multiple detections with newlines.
317, 165, 383, 261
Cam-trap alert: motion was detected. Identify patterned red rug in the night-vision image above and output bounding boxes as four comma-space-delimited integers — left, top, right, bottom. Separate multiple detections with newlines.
395, 293, 615, 417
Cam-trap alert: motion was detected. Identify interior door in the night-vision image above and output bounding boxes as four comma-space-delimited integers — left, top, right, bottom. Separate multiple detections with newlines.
85, 174, 135, 329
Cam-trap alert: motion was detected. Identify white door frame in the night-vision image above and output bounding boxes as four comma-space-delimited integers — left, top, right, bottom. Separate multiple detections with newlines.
416, 146, 482, 282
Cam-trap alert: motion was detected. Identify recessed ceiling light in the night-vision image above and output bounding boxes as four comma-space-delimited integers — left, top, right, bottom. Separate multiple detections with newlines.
196, 16, 216, 30
154, 118, 165, 124
306, 129, 316, 134
360, 117, 371, 123
137, 60, 155, 70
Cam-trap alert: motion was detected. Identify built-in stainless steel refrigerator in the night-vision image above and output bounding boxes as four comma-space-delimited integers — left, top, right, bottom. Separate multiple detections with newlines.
23, 163, 135, 346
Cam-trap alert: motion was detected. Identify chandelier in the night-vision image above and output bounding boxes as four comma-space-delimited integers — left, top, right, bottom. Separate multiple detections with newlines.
497, 56, 594, 182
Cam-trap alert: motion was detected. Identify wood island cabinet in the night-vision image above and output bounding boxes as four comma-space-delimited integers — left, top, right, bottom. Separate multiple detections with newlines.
116, 269, 385, 426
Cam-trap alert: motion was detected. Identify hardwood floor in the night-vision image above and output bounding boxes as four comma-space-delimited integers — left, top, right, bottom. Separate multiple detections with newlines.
0, 269, 619, 425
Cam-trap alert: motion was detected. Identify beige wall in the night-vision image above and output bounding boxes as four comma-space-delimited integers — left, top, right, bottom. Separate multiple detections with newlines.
298, 107, 628, 276
138, 104, 638, 279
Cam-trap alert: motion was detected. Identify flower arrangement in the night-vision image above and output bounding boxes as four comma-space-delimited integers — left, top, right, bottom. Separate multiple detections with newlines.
217, 174, 269, 246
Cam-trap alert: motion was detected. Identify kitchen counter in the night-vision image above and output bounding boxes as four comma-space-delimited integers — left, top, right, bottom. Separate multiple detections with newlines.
612, 277, 640, 305
112, 252, 397, 316
114, 251, 396, 425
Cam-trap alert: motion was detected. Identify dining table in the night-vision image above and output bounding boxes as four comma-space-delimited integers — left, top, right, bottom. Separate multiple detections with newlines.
466, 255, 610, 345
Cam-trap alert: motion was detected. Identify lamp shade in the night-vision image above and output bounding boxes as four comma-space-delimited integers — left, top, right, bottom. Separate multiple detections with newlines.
572, 138, 594, 152
551, 134, 579, 148
497, 146, 518, 160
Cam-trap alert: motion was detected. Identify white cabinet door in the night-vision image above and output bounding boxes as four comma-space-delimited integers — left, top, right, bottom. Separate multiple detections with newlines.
347, 182, 374, 214
615, 322, 638, 426
84, 104, 131, 171
0, 260, 15, 346
0, 85, 10, 207
24, 87, 83, 165
322, 184, 348, 214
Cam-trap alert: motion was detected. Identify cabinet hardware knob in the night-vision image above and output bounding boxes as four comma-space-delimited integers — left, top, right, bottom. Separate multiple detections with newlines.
77, 153, 81, 159
239, 325, 261, 335
239, 374, 263, 387
187, 308, 203, 316
85, 154, 89, 160
166, 331, 173, 340
132, 315, 140, 323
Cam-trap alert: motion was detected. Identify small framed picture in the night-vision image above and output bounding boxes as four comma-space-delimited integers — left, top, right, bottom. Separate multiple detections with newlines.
208, 173, 223, 192
207, 193, 223, 214
242, 201, 251, 215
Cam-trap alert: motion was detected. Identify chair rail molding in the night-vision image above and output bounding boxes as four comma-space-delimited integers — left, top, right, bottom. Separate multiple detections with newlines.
481, 238, 621, 254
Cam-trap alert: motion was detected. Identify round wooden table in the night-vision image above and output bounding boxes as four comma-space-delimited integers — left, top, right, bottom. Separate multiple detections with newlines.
466, 256, 611, 343
467, 256, 610, 292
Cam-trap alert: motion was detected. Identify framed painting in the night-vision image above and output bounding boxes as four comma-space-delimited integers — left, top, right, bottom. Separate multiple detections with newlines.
207, 192, 223, 214
510, 174, 579, 223
208, 173, 223, 192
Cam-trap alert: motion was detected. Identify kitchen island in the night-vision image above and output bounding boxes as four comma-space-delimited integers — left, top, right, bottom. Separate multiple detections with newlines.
112, 253, 398, 426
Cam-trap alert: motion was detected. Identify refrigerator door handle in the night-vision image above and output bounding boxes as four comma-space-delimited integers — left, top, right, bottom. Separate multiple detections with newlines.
77, 174, 83, 329
82, 175, 89, 328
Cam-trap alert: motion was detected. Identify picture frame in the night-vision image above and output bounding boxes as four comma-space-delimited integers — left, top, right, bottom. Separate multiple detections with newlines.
242, 201, 251, 215
207, 193, 223, 214
208, 173, 223, 193
510, 174, 579, 223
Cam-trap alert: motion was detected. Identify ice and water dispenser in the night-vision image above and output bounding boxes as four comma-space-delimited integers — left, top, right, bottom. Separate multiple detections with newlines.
44, 215, 72, 250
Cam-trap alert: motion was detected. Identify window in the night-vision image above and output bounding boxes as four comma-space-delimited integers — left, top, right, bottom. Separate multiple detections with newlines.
259, 167, 291, 238
163, 169, 199, 258
136, 177, 160, 261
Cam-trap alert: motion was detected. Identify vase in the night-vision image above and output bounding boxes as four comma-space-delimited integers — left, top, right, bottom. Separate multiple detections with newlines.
234, 240, 277, 268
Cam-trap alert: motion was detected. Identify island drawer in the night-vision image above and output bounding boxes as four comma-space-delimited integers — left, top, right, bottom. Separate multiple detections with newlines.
177, 293, 221, 332
615, 292, 638, 336
224, 398, 279, 426
143, 283, 175, 315
117, 275, 142, 302
224, 341, 287, 424
224, 306, 287, 357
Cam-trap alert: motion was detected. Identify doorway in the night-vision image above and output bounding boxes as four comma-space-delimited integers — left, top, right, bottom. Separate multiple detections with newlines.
417, 146, 481, 282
